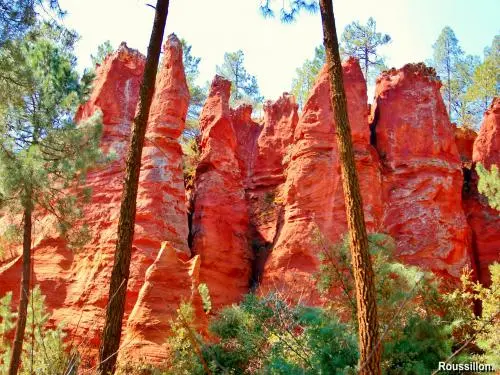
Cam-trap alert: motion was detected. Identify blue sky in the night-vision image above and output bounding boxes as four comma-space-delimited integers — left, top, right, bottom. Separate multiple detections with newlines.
59, 0, 499, 101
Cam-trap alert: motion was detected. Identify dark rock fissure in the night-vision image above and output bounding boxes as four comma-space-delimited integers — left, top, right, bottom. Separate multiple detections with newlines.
369, 105, 379, 149
187, 210, 194, 250
248, 224, 272, 290
462, 166, 473, 196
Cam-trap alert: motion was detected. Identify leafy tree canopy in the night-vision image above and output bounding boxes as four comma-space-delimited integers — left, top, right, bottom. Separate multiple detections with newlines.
90, 40, 113, 67
180, 38, 207, 136
476, 163, 500, 211
259, 0, 318, 23
0, 21, 102, 248
291, 45, 325, 109
0, 0, 64, 47
216, 50, 263, 105
466, 35, 500, 113
340, 17, 391, 82
431, 26, 465, 120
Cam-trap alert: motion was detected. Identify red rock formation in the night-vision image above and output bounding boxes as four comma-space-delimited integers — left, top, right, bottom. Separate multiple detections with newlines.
454, 126, 477, 163
246, 94, 299, 245
0, 36, 194, 366
134, 34, 191, 256
473, 97, 500, 168
76, 42, 145, 157
1, 41, 499, 366
0, 44, 147, 363
259, 58, 382, 303
231, 104, 261, 187
463, 98, 500, 286
191, 76, 251, 310
372, 63, 470, 279
121, 34, 196, 362
122, 243, 200, 364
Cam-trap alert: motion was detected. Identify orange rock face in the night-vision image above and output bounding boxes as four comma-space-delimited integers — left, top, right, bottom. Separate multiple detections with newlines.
259, 59, 382, 303
231, 104, 262, 187
246, 94, 299, 245
134, 34, 190, 256
1, 47, 499, 368
0, 35, 195, 367
454, 126, 477, 163
122, 243, 200, 364
121, 34, 197, 362
463, 98, 500, 286
372, 64, 470, 279
191, 76, 252, 310
473, 97, 500, 169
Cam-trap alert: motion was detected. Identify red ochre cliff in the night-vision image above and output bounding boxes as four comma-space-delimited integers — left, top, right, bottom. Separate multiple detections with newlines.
462, 98, 500, 286
0, 38, 498, 368
371, 64, 471, 279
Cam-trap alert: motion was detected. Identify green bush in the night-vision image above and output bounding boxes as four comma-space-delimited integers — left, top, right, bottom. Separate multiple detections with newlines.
476, 163, 500, 210
166, 233, 497, 374
0, 285, 78, 374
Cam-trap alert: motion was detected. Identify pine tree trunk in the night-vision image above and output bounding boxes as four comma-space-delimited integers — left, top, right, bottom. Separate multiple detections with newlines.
364, 47, 368, 79
8, 200, 33, 375
97, 0, 170, 373
318, 1, 381, 374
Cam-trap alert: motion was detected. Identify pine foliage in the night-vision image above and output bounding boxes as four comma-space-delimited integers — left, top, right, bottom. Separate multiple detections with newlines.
0, 21, 102, 249
476, 163, 500, 210
0, 286, 78, 374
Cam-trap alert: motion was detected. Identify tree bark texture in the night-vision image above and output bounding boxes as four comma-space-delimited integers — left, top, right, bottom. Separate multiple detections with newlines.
98, 0, 170, 373
318, 1, 381, 374
8, 200, 33, 375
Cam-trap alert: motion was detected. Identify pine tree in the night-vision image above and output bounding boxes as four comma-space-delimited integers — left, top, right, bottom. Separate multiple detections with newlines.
216, 50, 263, 105
97, 0, 170, 373
476, 163, 500, 211
467, 35, 499, 113
432, 27, 464, 118
180, 38, 207, 140
452, 54, 481, 128
90, 40, 114, 67
0, 22, 101, 375
341, 17, 391, 82
291, 45, 325, 109
259, 1, 381, 373
0, 1, 64, 47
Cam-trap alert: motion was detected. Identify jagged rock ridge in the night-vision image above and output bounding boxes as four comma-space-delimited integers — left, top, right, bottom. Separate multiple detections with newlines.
0, 41, 499, 369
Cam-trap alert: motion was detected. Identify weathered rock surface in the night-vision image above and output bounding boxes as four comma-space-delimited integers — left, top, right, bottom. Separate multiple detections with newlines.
245, 94, 299, 246
134, 34, 191, 256
463, 98, 500, 286
372, 63, 470, 279
191, 76, 252, 310
122, 243, 200, 364
1, 48, 499, 369
121, 34, 195, 362
259, 59, 382, 304
32, 44, 147, 359
231, 104, 262, 188
0, 36, 195, 367
454, 126, 477, 164
473, 97, 500, 168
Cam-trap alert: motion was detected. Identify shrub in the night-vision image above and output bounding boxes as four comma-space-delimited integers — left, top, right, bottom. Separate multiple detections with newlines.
476, 163, 500, 210
0, 286, 78, 374
167, 233, 497, 374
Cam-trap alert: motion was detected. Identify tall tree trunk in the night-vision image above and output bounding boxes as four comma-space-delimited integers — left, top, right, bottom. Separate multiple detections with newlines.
446, 42, 451, 117
447, 63, 451, 117
364, 47, 368, 79
8, 199, 33, 375
318, 1, 381, 374
97, 0, 170, 373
